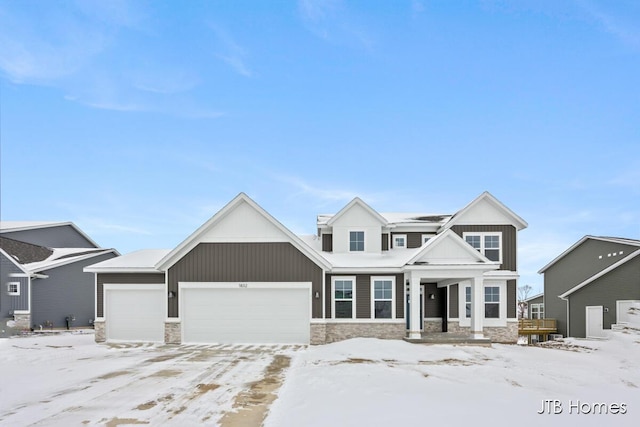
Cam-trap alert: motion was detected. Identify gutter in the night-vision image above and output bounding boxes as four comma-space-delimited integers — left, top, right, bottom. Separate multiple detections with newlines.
559, 295, 570, 337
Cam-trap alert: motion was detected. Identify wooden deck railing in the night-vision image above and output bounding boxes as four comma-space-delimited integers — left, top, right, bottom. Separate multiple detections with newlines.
518, 318, 557, 335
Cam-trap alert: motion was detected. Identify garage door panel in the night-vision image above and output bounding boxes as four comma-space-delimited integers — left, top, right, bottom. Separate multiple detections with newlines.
182, 286, 309, 344
106, 288, 164, 342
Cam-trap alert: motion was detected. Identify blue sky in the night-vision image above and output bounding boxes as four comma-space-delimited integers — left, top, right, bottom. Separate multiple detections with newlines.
1, 0, 639, 294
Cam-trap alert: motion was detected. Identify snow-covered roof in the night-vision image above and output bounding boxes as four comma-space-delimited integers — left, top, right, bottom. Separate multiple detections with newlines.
24, 248, 118, 272
84, 249, 171, 273
318, 212, 451, 227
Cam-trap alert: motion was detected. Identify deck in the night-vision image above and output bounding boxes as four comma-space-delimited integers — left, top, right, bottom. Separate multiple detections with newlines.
518, 318, 557, 343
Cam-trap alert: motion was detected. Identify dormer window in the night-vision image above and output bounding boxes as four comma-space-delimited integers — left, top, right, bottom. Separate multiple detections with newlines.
349, 231, 365, 252
393, 234, 407, 248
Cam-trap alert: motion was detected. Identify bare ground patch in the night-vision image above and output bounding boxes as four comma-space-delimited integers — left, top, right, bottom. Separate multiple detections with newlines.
218, 355, 291, 427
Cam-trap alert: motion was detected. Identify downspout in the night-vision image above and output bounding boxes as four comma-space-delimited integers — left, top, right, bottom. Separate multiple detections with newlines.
559, 295, 569, 337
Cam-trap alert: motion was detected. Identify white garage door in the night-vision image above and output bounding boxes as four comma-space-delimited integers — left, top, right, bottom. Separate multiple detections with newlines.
105, 284, 165, 342
181, 283, 310, 344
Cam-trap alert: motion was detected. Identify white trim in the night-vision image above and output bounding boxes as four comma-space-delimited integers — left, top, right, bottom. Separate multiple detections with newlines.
458, 280, 507, 327
6, 281, 20, 295
331, 276, 356, 319
439, 191, 528, 232
326, 198, 388, 226
12, 310, 30, 314
103, 283, 165, 291
616, 300, 640, 324
392, 234, 407, 249
421, 234, 432, 245
586, 305, 604, 338
463, 231, 503, 263
370, 276, 396, 320
317, 319, 405, 324
94, 274, 98, 321
28, 249, 118, 273
406, 229, 499, 266
559, 249, 640, 298
0, 221, 102, 248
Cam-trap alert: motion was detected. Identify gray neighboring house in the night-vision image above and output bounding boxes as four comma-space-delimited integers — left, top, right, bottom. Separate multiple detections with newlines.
538, 236, 640, 338
524, 293, 544, 319
0, 222, 118, 334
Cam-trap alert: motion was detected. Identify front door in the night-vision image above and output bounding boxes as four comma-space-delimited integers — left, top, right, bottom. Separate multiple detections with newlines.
586, 306, 604, 338
406, 285, 424, 331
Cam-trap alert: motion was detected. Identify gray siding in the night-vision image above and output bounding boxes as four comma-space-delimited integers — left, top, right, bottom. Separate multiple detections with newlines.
2, 225, 96, 248
168, 243, 323, 319
96, 272, 165, 318
450, 225, 517, 271
0, 253, 29, 318
390, 232, 423, 249
322, 234, 333, 252
326, 273, 404, 319
543, 239, 638, 336
568, 256, 640, 338
449, 284, 459, 318
32, 252, 117, 328
507, 279, 516, 318
424, 283, 441, 317
382, 234, 389, 251
527, 295, 544, 305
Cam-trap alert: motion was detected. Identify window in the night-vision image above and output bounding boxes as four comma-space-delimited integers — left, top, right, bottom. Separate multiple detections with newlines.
465, 286, 471, 318
333, 278, 354, 318
464, 233, 502, 262
7, 282, 20, 295
393, 234, 406, 248
372, 279, 393, 318
530, 303, 544, 319
421, 234, 432, 245
349, 231, 365, 252
484, 286, 500, 318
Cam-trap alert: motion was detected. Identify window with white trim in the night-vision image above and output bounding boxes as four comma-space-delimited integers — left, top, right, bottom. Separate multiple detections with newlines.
464, 232, 502, 262
372, 278, 394, 319
7, 282, 20, 296
349, 231, 365, 252
333, 278, 355, 318
393, 234, 407, 249
484, 286, 500, 318
421, 234, 432, 245
530, 303, 544, 319
465, 286, 471, 318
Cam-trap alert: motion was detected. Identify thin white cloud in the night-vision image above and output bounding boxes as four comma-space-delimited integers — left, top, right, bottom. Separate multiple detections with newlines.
576, 0, 640, 49
297, 0, 374, 51
208, 23, 253, 77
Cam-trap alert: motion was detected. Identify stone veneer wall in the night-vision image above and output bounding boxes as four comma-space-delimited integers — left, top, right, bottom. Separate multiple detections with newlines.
447, 321, 518, 343
165, 322, 181, 344
323, 323, 405, 343
423, 320, 442, 333
94, 320, 106, 342
13, 313, 31, 330
310, 323, 326, 345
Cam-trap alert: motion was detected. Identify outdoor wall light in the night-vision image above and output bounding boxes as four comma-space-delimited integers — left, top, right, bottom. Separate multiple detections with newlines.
168, 291, 175, 299
429, 293, 435, 300
314, 291, 320, 299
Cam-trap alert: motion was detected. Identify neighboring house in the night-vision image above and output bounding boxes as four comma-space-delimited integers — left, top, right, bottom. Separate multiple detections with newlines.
86, 191, 527, 345
538, 236, 640, 338
524, 293, 544, 319
0, 222, 118, 332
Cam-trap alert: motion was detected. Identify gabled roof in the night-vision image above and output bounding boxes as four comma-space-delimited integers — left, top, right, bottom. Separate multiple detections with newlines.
24, 248, 118, 273
85, 249, 170, 273
324, 197, 388, 227
524, 293, 544, 303
0, 247, 29, 275
0, 236, 53, 264
0, 221, 101, 248
558, 249, 640, 298
439, 191, 528, 232
406, 229, 499, 266
538, 236, 640, 274
156, 193, 332, 271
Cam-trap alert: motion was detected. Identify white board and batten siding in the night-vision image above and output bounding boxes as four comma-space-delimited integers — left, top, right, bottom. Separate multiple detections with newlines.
180, 282, 311, 344
104, 283, 165, 342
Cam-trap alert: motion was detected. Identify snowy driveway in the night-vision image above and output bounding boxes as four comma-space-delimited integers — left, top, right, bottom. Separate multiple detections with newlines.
0, 332, 302, 426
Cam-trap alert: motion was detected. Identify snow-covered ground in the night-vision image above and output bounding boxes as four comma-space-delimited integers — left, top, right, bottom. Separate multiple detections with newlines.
1, 330, 638, 426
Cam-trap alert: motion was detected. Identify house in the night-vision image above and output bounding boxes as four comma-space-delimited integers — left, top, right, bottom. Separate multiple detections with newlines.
524, 293, 544, 319
538, 236, 640, 338
85, 191, 527, 345
0, 221, 118, 334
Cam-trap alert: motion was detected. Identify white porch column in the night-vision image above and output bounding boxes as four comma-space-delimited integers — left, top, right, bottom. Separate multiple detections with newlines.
469, 276, 484, 338
408, 274, 422, 339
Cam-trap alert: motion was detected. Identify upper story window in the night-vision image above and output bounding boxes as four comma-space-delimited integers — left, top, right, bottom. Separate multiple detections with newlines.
464, 232, 502, 262
393, 234, 406, 248
530, 303, 544, 319
333, 278, 355, 319
421, 234, 431, 245
7, 282, 20, 295
349, 231, 365, 252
